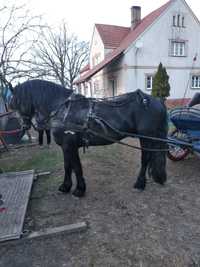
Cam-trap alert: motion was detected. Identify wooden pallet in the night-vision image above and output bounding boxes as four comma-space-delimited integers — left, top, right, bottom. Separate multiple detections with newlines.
0, 170, 34, 242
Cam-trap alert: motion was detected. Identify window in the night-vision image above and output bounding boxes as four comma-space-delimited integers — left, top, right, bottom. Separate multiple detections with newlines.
93, 80, 99, 95
172, 13, 185, 27
110, 80, 117, 97
182, 16, 185, 27
177, 14, 180, 27
170, 41, 186, 57
146, 75, 153, 90
191, 75, 200, 89
173, 15, 176, 26
92, 53, 101, 67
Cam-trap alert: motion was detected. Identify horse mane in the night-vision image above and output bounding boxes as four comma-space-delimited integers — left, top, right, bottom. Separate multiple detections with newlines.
91, 89, 152, 107
13, 79, 73, 114
70, 89, 153, 110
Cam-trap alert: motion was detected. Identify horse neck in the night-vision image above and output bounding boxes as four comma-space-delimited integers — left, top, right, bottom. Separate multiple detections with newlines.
35, 92, 71, 115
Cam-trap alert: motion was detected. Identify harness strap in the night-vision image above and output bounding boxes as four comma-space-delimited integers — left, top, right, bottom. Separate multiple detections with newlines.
82, 100, 96, 152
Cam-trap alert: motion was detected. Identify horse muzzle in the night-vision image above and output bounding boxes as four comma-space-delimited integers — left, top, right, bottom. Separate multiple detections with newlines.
22, 123, 31, 131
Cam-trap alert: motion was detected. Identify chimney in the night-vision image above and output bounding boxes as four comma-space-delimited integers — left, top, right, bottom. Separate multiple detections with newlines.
131, 6, 141, 30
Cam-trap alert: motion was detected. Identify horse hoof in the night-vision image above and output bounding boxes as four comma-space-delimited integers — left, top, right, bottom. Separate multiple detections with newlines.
58, 183, 71, 193
134, 181, 145, 191
72, 189, 85, 198
156, 180, 165, 185
153, 176, 167, 185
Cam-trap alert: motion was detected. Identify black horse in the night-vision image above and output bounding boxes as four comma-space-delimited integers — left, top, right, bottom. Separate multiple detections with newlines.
9, 79, 168, 197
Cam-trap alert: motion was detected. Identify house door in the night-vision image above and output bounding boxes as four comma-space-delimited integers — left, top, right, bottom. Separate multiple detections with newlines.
110, 79, 116, 97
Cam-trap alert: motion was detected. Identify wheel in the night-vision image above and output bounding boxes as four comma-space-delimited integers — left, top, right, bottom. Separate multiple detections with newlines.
167, 129, 190, 161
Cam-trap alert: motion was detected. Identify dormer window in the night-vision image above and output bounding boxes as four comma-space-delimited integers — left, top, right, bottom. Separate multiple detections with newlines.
173, 15, 176, 26
177, 14, 180, 27
172, 13, 185, 27
92, 53, 101, 67
182, 16, 185, 27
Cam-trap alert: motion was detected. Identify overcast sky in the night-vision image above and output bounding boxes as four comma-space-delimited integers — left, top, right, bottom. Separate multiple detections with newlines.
22, 0, 200, 41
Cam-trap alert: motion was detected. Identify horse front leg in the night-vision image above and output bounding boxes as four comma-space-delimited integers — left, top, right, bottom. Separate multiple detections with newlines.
71, 148, 86, 198
59, 147, 72, 193
134, 140, 150, 191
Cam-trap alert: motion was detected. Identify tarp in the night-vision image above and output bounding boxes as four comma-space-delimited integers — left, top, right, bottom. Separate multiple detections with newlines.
0, 97, 6, 113
0, 112, 25, 145
2, 86, 12, 106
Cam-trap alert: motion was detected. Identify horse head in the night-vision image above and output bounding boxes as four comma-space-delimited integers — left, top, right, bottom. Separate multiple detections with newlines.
8, 85, 34, 130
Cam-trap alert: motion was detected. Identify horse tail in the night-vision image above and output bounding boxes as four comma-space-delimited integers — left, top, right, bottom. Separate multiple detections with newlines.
148, 107, 168, 185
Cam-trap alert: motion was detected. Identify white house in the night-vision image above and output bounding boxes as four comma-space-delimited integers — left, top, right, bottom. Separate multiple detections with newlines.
74, 0, 200, 102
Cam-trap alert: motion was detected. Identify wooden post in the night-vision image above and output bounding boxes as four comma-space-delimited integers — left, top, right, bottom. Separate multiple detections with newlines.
0, 133, 9, 151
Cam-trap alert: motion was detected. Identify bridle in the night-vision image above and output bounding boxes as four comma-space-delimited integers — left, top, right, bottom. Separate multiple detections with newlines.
20, 92, 74, 131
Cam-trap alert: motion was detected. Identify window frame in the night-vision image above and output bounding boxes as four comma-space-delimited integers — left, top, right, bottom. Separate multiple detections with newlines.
169, 39, 187, 57
172, 13, 186, 28
191, 75, 200, 89
145, 74, 154, 91
93, 79, 99, 95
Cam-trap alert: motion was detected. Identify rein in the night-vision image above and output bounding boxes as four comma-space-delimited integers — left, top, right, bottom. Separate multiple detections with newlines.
86, 128, 170, 152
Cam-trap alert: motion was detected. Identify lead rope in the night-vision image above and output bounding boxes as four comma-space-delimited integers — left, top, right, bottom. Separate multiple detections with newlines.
86, 128, 170, 152
179, 54, 198, 110
173, 54, 198, 121
82, 100, 96, 153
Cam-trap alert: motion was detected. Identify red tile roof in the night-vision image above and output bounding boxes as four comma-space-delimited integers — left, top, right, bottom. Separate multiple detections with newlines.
166, 98, 191, 109
75, 0, 172, 84
95, 24, 130, 48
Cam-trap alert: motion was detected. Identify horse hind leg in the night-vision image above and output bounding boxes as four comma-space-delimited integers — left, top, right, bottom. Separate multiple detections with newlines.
148, 144, 167, 185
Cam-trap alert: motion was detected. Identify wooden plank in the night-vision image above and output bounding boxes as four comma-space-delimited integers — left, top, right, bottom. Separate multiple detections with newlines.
34, 171, 51, 180
27, 222, 88, 239
0, 170, 34, 242
0, 133, 9, 151
8, 142, 38, 150
36, 171, 51, 177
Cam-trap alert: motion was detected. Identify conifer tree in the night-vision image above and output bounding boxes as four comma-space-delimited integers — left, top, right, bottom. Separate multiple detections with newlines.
152, 63, 170, 100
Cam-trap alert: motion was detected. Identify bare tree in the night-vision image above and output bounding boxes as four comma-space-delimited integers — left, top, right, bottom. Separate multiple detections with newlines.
0, 2, 43, 90
33, 22, 89, 89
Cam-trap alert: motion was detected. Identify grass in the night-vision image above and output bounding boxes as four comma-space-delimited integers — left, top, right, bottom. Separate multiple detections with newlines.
0, 146, 63, 173
0, 145, 65, 196
1, 140, 124, 174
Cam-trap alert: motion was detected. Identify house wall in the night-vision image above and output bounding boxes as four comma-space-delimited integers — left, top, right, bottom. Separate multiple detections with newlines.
123, 0, 200, 99
103, 58, 125, 97
83, 0, 200, 99
90, 27, 105, 68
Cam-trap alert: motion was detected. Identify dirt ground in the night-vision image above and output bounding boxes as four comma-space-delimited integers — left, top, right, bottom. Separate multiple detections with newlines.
0, 137, 200, 267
